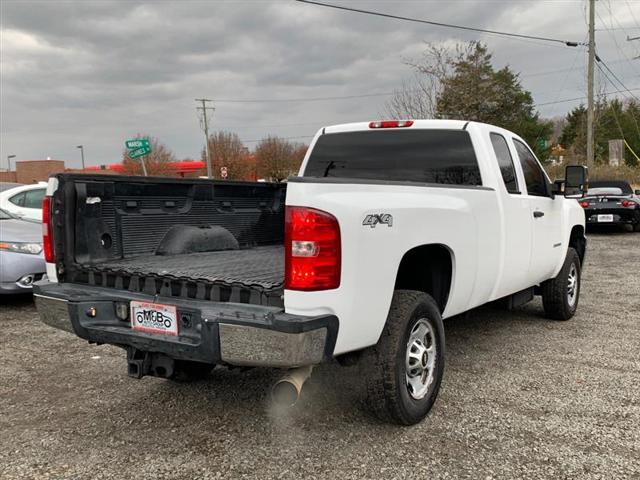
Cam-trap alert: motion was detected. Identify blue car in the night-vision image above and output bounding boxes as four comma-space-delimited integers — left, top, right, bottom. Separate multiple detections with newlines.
0, 208, 46, 294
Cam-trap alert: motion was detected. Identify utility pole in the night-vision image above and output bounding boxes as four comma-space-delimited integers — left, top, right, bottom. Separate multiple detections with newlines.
76, 145, 85, 169
587, 0, 595, 166
195, 98, 215, 178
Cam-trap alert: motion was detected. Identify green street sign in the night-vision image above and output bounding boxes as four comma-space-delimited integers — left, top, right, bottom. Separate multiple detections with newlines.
125, 139, 150, 149
129, 146, 151, 159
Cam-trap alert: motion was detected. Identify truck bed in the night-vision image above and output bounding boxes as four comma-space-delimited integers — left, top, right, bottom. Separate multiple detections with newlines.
86, 246, 284, 291
70, 245, 285, 306
52, 174, 287, 307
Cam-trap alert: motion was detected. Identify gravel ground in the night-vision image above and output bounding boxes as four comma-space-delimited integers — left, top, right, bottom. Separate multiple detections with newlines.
1, 232, 639, 479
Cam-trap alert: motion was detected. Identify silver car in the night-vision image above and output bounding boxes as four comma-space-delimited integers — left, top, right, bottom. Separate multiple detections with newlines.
0, 208, 46, 294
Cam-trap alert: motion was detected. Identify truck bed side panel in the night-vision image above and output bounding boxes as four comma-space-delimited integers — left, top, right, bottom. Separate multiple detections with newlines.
284, 180, 501, 355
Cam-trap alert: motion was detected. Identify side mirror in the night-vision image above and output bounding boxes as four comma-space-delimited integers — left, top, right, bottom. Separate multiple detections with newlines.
564, 165, 589, 198
635, 190, 640, 196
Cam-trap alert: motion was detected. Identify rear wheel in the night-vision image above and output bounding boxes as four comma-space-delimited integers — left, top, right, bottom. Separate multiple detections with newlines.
633, 212, 640, 232
541, 248, 581, 321
361, 290, 445, 425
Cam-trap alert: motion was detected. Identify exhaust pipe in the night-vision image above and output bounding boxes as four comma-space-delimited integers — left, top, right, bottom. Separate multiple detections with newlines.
271, 365, 313, 407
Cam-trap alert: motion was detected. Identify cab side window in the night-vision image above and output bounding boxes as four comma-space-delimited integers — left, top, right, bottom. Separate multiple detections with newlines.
23, 188, 46, 209
490, 133, 519, 194
513, 139, 549, 197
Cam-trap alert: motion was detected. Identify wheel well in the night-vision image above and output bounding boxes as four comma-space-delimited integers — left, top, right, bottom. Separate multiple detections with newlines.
569, 225, 586, 265
394, 244, 452, 313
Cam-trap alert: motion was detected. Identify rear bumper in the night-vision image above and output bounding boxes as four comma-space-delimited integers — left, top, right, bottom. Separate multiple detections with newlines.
34, 282, 337, 368
585, 210, 638, 225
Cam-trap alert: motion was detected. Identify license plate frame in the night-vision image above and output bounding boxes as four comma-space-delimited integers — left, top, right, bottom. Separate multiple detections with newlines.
130, 300, 179, 336
597, 214, 614, 223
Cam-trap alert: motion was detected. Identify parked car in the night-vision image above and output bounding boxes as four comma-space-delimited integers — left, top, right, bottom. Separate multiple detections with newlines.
579, 180, 640, 232
0, 208, 46, 294
0, 182, 47, 220
34, 120, 587, 425
0, 182, 24, 192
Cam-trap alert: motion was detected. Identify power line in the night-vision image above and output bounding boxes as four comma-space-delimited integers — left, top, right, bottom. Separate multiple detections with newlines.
598, 2, 640, 75
521, 57, 627, 78
537, 87, 640, 106
530, 36, 585, 148
596, 66, 630, 140
295, 0, 586, 47
625, 0, 640, 30
596, 55, 640, 101
213, 63, 613, 104
595, 62, 640, 137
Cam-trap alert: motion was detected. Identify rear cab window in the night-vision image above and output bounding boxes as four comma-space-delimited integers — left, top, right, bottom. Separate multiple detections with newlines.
304, 129, 482, 186
489, 133, 519, 194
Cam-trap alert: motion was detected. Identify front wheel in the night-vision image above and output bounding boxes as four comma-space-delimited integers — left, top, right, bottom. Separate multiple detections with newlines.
361, 290, 445, 425
541, 248, 581, 321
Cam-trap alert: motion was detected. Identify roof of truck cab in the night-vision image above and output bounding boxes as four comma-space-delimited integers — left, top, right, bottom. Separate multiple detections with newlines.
322, 119, 472, 134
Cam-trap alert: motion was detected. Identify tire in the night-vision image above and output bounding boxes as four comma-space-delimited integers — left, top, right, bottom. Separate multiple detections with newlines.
361, 290, 445, 425
169, 360, 213, 382
633, 212, 640, 232
541, 248, 581, 321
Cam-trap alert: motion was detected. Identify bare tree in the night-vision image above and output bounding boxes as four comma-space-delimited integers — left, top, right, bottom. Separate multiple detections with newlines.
122, 135, 175, 176
385, 43, 455, 119
203, 131, 251, 180
255, 136, 306, 182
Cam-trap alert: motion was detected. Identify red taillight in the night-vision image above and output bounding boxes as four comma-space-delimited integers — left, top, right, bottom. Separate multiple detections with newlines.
285, 206, 341, 291
579, 201, 589, 208
42, 196, 54, 263
369, 120, 414, 128
621, 200, 635, 207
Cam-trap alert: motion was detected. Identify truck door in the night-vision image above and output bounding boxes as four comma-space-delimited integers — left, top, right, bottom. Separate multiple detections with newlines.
488, 132, 532, 296
512, 139, 563, 283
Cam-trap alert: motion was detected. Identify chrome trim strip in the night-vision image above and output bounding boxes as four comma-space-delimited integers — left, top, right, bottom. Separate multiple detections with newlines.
34, 294, 73, 333
219, 323, 326, 367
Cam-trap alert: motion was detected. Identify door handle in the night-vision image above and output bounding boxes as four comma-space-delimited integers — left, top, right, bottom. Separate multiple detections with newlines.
533, 211, 545, 218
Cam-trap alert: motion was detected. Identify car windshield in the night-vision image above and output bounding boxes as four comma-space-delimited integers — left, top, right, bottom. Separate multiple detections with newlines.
588, 187, 623, 196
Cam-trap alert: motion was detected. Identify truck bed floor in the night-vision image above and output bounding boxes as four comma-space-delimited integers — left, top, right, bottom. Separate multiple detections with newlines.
87, 245, 284, 291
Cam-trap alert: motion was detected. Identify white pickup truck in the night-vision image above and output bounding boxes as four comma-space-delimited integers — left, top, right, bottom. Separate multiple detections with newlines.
35, 119, 587, 425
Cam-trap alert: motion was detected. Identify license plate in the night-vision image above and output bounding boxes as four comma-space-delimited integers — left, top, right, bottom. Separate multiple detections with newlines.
597, 214, 614, 222
130, 301, 178, 336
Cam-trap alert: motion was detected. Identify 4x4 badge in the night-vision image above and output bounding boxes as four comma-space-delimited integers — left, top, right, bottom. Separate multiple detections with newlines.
363, 214, 393, 228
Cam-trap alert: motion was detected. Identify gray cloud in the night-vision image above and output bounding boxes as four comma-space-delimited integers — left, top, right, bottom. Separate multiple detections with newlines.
1, 0, 638, 168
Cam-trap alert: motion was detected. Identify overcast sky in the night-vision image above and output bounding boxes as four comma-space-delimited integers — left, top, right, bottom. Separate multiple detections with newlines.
1, 0, 639, 168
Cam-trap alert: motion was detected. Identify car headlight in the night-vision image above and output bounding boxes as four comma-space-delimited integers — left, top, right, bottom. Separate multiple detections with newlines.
0, 242, 43, 255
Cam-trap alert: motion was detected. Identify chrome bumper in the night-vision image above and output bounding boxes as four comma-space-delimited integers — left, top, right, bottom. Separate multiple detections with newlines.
34, 294, 74, 334
218, 323, 327, 367
33, 285, 337, 368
